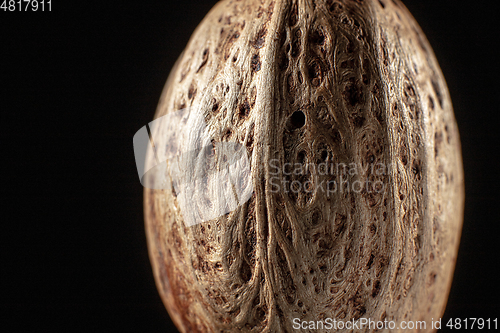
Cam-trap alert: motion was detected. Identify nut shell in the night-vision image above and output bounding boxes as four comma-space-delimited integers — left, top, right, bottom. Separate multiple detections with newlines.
144, 1, 464, 332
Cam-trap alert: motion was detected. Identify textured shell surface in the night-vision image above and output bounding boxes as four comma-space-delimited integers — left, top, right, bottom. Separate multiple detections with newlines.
144, 0, 464, 332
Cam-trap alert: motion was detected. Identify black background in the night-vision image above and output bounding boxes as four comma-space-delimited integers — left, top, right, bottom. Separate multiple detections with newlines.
1, 0, 498, 332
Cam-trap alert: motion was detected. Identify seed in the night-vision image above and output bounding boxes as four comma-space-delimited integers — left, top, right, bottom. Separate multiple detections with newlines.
145, 1, 464, 332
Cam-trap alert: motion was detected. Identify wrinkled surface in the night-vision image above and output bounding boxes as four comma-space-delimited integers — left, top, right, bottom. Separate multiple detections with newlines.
144, 0, 464, 332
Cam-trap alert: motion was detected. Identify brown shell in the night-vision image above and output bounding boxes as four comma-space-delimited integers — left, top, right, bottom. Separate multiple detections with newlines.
144, 0, 464, 332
